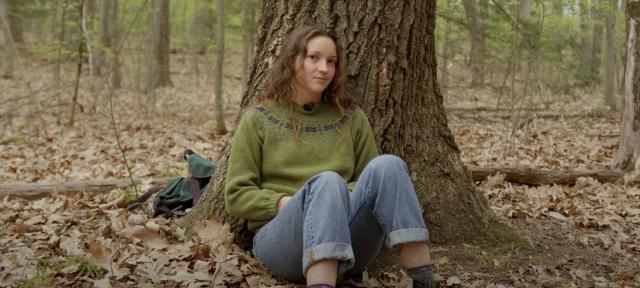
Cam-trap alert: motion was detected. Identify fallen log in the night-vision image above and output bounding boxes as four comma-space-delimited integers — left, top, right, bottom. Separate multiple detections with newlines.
446, 106, 547, 112
0, 167, 625, 199
449, 111, 585, 120
0, 178, 171, 199
469, 167, 624, 186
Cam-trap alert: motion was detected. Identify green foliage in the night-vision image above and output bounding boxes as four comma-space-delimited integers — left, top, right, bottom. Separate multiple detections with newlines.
122, 184, 139, 204
20, 255, 107, 287
21, 257, 63, 288
67, 255, 105, 279
436, 0, 627, 95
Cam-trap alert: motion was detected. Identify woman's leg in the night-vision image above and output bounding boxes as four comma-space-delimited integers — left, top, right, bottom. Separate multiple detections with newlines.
252, 171, 354, 285
346, 155, 433, 281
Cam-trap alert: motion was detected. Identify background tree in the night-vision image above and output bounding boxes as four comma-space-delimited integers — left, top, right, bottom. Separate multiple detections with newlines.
580, 0, 593, 82
192, 0, 213, 55
604, 0, 617, 111
108, 0, 121, 89
552, 0, 563, 16
463, 0, 486, 87
6, 0, 23, 46
145, 0, 171, 95
591, 0, 604, 78
518, 0, 536, 79
0, 0, 14, 79
614, 0, 640, 171
241, 0, 257, 93
214, 0, 227, 135
183, 0, 523, 250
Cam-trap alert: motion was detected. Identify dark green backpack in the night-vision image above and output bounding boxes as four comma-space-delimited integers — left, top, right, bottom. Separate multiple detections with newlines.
127, 150, 218, 217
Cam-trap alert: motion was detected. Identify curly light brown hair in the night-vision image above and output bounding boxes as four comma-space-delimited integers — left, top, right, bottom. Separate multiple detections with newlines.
259, 25, 355, 118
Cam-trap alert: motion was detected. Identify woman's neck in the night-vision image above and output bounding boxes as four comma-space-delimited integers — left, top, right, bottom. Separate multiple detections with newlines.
292, 91, 321, 106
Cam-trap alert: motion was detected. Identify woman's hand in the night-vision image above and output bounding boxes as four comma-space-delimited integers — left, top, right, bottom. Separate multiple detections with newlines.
277, 196, 292, 212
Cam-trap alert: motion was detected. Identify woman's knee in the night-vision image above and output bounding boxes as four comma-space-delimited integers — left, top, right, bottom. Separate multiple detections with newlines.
311, 171, 349, 188
308, 171, 350, 199
368, 154, 407, 171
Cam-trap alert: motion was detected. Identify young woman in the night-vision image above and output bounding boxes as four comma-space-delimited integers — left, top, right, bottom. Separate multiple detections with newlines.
225, 26, 437, 288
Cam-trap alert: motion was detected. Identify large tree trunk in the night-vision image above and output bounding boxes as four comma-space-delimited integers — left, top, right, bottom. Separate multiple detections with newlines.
183, 0, 522, 254
614, 1, 640, 171
463, 0, 486, 87
604, 0, 617, 111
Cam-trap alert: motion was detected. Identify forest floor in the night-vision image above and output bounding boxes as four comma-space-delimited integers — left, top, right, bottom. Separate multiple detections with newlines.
1, 53, 639, 287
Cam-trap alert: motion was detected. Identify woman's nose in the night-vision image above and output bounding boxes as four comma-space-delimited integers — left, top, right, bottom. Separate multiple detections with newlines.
318, 61, 328, 72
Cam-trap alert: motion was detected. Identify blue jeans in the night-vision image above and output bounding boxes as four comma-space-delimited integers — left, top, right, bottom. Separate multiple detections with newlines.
252, 155, 429, 282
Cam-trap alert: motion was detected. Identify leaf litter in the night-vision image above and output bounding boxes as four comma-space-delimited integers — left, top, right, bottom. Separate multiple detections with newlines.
1, 55, 639, 287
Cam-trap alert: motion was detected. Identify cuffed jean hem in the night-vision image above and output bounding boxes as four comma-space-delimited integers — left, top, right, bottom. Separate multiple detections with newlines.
385, 228, 429, 248
302, 242, 355, 276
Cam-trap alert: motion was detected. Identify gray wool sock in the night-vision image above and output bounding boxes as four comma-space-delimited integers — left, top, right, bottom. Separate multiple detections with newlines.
407, 264, 434, 285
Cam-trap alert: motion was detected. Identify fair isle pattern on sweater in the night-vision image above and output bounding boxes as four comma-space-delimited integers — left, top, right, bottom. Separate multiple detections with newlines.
254, 105, 357, 133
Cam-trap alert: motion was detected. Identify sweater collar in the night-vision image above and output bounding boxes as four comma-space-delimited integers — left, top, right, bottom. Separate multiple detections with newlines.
273, 100, 329, 116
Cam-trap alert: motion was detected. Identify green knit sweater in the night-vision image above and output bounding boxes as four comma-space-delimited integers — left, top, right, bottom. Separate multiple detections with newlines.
224, 101, 379, 231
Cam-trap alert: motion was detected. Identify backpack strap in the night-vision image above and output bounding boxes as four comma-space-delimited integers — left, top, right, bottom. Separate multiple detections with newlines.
126, 185, 163, 212
190, 176, 202, 205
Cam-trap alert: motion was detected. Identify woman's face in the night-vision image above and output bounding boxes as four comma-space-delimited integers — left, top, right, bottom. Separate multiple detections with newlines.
295, 36, 337, 101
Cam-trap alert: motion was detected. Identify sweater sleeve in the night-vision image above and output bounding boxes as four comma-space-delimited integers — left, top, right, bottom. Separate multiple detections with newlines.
224, 110, 287, 221
348, 108, 380, 190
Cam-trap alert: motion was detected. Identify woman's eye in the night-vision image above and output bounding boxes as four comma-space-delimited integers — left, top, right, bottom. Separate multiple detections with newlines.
308, 55, 318, 61
327, 59, 336, 65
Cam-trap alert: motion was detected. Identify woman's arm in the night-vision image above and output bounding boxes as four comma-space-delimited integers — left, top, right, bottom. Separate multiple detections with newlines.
224, 110, 288, 221
349, 108, 380, 189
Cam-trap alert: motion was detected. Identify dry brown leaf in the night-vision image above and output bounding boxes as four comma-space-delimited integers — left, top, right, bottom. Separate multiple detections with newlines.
194, 219, 233, 245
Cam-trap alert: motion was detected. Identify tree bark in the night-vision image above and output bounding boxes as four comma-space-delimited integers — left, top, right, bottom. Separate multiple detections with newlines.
604, 0, 617, 111
214, 0, 227, 135
0, 0, 14, 79
183, 0, 523, 256
462, 0, 485, 87
614, 1, 640, 171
